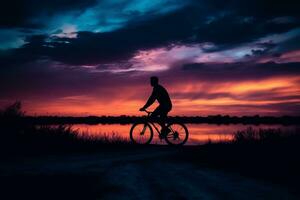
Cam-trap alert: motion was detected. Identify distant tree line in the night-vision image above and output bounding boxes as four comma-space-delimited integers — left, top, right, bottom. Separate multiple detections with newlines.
19, 115, 300, 125
1, 102, 299, 125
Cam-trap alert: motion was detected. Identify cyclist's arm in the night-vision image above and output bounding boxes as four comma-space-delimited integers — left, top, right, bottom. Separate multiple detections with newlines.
142, 89, 156, 109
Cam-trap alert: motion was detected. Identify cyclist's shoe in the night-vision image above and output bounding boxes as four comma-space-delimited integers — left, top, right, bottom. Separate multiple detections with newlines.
159, 127, 171, 139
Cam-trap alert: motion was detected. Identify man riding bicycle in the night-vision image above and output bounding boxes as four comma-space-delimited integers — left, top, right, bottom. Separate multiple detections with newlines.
139, 76, 172, 137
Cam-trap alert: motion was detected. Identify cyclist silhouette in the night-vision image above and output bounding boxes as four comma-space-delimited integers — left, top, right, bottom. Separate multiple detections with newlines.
140, 76, 172, 137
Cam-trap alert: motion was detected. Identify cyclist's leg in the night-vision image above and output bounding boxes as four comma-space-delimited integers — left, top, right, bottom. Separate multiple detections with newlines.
152, 106, 170, 135
158, 107, 171, 135
160, 110, 168, 130
151, 106, 160, 119
151, 106, 165, 130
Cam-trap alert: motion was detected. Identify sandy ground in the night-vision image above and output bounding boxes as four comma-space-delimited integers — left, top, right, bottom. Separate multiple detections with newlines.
0, 148, 297, 200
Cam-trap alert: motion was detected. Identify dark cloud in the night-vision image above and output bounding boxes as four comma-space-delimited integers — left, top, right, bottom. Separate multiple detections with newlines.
181, 62, 300, 81
244, 41, 278, 58
0, 0, 97, 28
2, 0, 299, 29
206, 0, 300, 18
209, 102, 300, 116
276, 30, 300, 53
0, 0, 300, 66
2, 6, 299, 66
174, 89, 300, 103
172, 92, 234, 100
239, 90, 300, 102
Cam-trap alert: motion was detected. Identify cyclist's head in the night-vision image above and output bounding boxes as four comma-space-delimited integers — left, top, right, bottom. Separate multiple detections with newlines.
150, 76, 159, 87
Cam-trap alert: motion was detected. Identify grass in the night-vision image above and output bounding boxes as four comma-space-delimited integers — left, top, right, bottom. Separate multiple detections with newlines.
232, 126, 300, 145
0, 102, 131, 157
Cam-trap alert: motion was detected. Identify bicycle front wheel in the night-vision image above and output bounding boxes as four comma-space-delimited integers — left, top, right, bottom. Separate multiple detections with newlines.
165, 123, 189, 145
130, 123, 153, 144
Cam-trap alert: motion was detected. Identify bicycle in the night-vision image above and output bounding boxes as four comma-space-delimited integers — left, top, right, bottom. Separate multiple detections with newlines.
130, 110, 189, 145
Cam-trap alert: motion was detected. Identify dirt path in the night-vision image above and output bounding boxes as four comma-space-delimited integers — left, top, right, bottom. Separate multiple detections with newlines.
1, 148, 297, 199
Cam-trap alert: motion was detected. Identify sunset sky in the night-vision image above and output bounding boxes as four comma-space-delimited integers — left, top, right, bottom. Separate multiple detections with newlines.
1, 0, 300, 116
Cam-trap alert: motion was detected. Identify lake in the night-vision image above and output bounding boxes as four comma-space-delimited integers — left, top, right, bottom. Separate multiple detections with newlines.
70, 123, 298, 145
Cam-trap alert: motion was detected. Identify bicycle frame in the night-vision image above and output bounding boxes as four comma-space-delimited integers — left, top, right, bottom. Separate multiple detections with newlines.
142, 110, 169, 136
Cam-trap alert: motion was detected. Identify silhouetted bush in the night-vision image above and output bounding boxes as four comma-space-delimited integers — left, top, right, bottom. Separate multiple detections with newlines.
0, 101, 24, 117
232, 127, 300, 145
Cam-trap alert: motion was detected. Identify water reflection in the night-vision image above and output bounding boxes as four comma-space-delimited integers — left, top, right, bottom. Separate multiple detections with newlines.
70, 123, 298, 145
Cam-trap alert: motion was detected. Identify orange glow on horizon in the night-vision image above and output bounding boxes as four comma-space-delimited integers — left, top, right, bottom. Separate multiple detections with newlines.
16, 76, 300, 116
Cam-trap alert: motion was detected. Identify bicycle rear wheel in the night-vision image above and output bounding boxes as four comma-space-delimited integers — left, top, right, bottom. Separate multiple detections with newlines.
130, 123, 153, 144
165, 123, 189, 145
